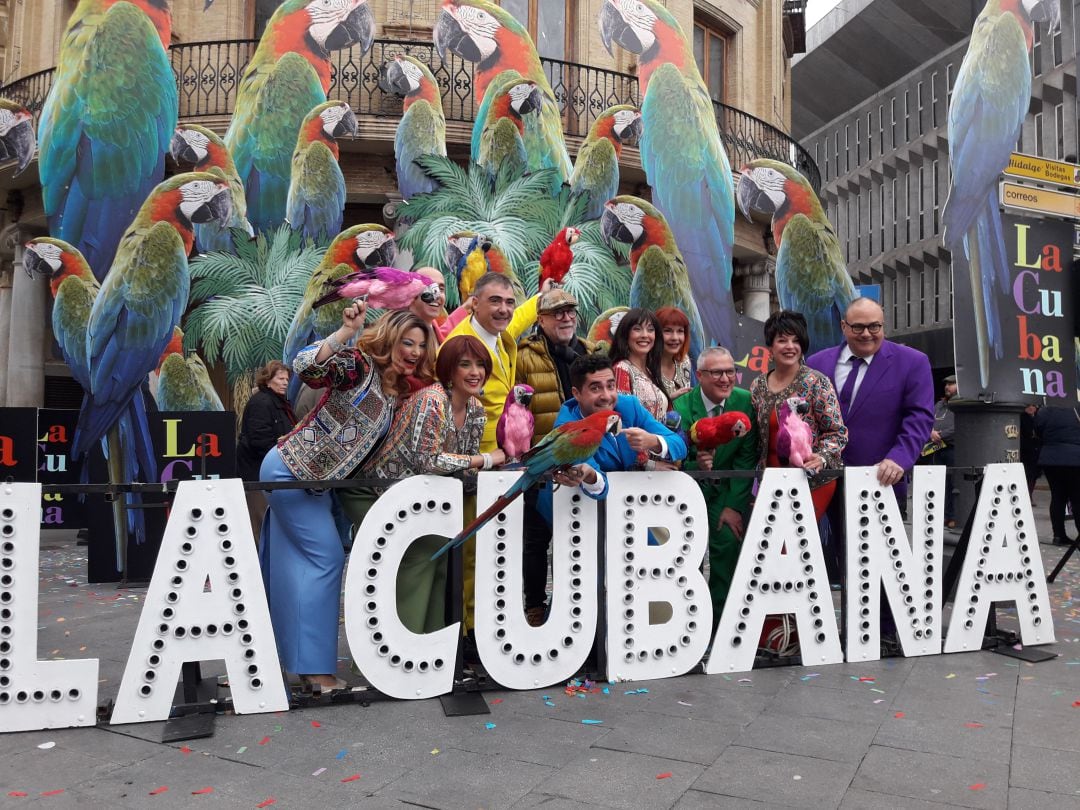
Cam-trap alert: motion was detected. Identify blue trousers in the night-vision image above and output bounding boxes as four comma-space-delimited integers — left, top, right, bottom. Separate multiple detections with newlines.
259, 448, 350, 675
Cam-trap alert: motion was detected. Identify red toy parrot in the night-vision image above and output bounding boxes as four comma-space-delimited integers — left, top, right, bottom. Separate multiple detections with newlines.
689, 411, 751, 451
432, 409, 622, 558
539, 226, 580, 287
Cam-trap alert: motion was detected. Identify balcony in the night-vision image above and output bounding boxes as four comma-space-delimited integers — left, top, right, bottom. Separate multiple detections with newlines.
1, 38, 820, 193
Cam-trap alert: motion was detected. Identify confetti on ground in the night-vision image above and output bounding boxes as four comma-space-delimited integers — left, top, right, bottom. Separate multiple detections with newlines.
191, 787, 214, 795
793, 775, 802, 781
873, 699, 885, 704
310, 720, 321, 728
431, 749, 440, 755
543, 699, 555, 707
582, 719, 603, 725
40, 790, 65, 797
677, 701, 693, 707
656, 772, 672, 779
490, 698, 503, 705
256, 799, 276, 808
800, 674, 819, 681
8, 792, 28, 797
312, 768, 326, 777
946, 673, 956, 679
236, 746, 247, 754
180, 746, 193, 755
870, 688, 885, 694
485, 722, 496, 730
37, 741, 55, 750
965, 722, 984, 728
258, 736, 271, 745
738, 678, 753, 684
969, 783, 986, 791
149, 786, 169, 796
624, 688, 649, 695
1072, 700, 1080, 708
894, 712, 905, 719
602, 687, 610, 694
273, 724, 283, 732
858, 677, 876, 683
335, 749, 347, 759
341, 774, 362, 783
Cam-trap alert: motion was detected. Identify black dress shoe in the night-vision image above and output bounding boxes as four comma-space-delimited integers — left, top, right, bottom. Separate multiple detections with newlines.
1052, 536, 1072, 546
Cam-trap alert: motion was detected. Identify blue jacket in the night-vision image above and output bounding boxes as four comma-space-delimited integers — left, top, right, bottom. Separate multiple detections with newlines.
538, 394, 688, 520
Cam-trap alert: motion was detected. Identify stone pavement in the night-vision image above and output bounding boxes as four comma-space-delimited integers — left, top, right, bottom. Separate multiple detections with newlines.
2, 511, 1080, 809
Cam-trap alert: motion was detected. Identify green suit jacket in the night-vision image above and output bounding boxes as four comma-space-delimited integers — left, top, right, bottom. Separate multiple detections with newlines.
673, 385, 758, 515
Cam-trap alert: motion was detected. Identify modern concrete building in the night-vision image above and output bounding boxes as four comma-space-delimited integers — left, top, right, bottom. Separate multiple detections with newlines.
793, 0, 1079, 370
0, 0, 817, 408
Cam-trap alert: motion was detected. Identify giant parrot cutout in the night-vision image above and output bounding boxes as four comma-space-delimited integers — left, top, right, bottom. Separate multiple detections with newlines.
737, 158, 855, 352
435, 0, 571, 187
943, 0, 1061, 388
285, 100, 358, 243
473, 71, 543, 182
38, 0, 192, 280
224, 0, 375, 235
0, 99, 36, 175
601, 195, 706, 361
385, 54, 447, 202
599, 0, 737, 349
568, 104, 642, 222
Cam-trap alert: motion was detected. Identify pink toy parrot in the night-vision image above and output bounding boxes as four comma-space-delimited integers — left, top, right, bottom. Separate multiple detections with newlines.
776, 396, 814, 472
312, 266, 428, 311
497, 384, 535, 460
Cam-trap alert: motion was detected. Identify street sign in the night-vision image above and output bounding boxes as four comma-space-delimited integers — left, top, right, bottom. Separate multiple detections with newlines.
999, 181, 1080, 219
1004, 152, 1080, 189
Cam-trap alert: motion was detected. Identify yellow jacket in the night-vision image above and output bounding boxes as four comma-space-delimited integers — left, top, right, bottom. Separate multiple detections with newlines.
443, 295, 538, 452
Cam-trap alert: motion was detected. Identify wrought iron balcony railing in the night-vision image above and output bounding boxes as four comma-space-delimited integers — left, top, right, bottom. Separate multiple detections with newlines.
1, 38, 820, 192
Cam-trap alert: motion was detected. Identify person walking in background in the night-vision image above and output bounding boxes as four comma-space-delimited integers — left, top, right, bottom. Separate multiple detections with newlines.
1021, 404, 1042, 500
609, 307, 669, 421
656, 306, 693, 401
236, 360, 298, 541
1033, 405, 1080, 546
673, 347, 758, 623
929, 373, 958, 528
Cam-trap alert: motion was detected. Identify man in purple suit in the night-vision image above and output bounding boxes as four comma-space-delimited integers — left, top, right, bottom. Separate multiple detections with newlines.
807, 297, 935, 502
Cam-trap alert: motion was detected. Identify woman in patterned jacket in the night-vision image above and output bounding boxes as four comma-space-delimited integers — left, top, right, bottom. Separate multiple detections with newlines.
750, 310, 847, 519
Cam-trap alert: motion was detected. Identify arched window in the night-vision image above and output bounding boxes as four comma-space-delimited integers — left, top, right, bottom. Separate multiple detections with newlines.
500, 0, 572, 62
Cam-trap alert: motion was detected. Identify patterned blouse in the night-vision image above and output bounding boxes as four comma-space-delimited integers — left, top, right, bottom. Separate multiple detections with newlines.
358, 383, 485, 483
614, 359, 669, 421
749, 364, 848, 470
660, 357, 692, 400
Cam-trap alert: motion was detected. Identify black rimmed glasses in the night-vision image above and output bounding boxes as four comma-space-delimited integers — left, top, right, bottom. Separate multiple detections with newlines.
700, 368, 737, 379
843, 321, 884, 335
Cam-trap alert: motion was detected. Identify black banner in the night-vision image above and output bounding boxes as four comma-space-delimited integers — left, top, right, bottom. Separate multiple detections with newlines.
952, 214, 1077, 402
37, 409, 84, 529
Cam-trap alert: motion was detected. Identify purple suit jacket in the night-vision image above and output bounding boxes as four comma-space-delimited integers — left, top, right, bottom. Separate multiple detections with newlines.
806, 340, 934, 472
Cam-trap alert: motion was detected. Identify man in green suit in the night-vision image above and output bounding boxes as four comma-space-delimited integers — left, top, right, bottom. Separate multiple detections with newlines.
673, 347, 759, 623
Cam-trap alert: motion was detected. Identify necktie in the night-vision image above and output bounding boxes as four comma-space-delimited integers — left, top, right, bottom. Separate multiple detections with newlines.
710, 401, 724, 417
838, 356, 864, 417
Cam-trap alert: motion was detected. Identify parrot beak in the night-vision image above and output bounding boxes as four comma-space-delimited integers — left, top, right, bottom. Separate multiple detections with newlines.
238, 216, 256, 240
566, 228, 580, 246
434, 7, 479, 62
193, 187, 233, 227
22, 245, 47, 279
419, 282, 441, 304
795, 401, 810, 416
361, 239, 397, 269
607, 414, 622, 435
512, 85, 543, 116
599, 2, 623, 56
480, 237, 493, 252
736, 171, 773, 221
616, 115, 644, 146
334, 107, 359, 139
324, 2, 375, 54
203, 0, 214, 10
600, 206, 637, 248
169, 131, 200, 166
520, 389, 534, 407
384, 60, 410, 97
5, 116, 36, 176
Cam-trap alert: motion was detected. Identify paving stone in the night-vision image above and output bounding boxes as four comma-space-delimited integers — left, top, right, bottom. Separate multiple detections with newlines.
768, 682, 897, 723
1011, 706, 1080, 754
851, 745, 1006, 809
693, 745, 856, 808
1009, 744, 1080, 796
590, 710, 740, 765
839, 787, 970, 809
513, 794, 615, 809
872, 710, 1012, 764
536, 748, 704, 810
449, 710, 610, 768
374, 747, 554, 809
673, 789, 791, 809
735, 710, 878, 764
1007, 788, 1080, 809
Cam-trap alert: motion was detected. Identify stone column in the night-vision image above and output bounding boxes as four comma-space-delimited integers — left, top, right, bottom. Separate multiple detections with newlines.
0, 262, 12, 405
736, 260, 775, 323
5, 234, 46, 407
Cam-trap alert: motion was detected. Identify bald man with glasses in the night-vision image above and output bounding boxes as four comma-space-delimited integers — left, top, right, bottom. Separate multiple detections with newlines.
673, 346, 758, 622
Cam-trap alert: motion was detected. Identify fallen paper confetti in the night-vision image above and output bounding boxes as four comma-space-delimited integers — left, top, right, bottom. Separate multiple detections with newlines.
180, 746, 193, 755
656, 772, 672, 779
793, 775, 802, 781
341, 774, 362, 783
1073, 700, 1080, 708
968, 783, 986, 791
236, 746, 247, 754
873, 699, 885, 704
485, 722, 496, 730
258, 736, 271, 745
431, 749, 440, 755
894, 712, 905, 719
312, 768, 326, 777
37, 742, 56, 750
8, 791, 28, 797
677, 701, 693, 707
490, 698, 503, 705
738, 678, 752, 684
149, 786, 169, 796
946, 673, 956, 679
255, 799, 276, 808
582, 719, 603, 725
335, 749, 347, 760
191, 787, 214, 795
311, 720, 321, 728
964, 722, 984, 729
40, 790, 65, 797
602, 687, 610, 694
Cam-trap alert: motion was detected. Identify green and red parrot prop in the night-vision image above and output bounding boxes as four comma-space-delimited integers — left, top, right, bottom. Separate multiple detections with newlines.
943, 0, 1060, 388
601, 196, 705, 360
539, 227, 580, 287
385, 54, 447, 202
432, 409, 623, 558
473, 71, 543, 182
283, 223, 397, 397
690, 411, 751, 451
599, 0, 737, 349
437, 0, 571, 188
285, 100, 358, 243
155, 352, 225, 412
588, 306, 629, 349
224, 0, 374, 235
170, 123, 253, 253
568, 104, 642, 222
38, 0, 188, 280
737, 159, 855, 352
0, 99, 36, 175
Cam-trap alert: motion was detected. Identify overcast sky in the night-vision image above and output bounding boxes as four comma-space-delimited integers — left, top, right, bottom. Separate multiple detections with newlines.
807, 0, 843, 27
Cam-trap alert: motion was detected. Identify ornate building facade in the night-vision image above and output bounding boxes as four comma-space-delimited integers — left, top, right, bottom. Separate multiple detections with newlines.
0, 0, 816, 406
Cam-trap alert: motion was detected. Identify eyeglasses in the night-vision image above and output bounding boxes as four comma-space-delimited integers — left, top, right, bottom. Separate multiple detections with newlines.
700, 368, 737, 379
544, 308, 577, 320
843, 321, 884, 335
